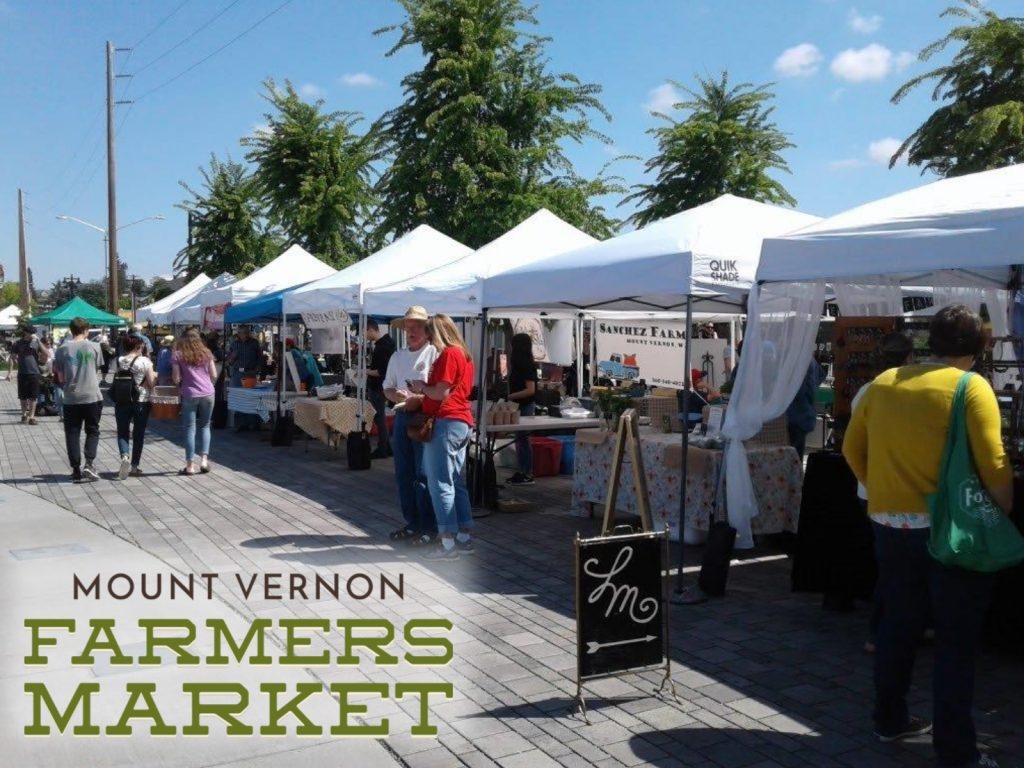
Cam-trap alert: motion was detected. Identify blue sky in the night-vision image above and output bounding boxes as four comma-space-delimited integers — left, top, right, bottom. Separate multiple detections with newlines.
0, 0, 1009, 289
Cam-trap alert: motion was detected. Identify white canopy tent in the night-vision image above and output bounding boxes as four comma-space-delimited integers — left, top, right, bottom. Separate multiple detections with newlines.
364, 209, 597, 317
283, 225, 471, 316
0, 304, 22, 330
135, 274, 211, 324
163, 273, 238, 326
484, 195, 821, 313
201, 244, 335, 312
724, 164, 1024, 550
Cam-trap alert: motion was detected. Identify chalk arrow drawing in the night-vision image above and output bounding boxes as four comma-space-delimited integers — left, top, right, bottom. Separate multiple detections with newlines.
587, 635, 657, 654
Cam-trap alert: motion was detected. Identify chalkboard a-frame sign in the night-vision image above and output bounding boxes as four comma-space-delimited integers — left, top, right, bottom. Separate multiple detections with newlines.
576, 531, 667, 679
572, 410, 676, 722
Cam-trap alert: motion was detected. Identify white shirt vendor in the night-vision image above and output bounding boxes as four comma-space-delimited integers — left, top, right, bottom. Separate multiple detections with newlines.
383, 344, 438, 391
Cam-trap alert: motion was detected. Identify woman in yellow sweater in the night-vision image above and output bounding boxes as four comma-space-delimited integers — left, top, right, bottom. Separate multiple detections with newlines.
843, 304, 1011, 768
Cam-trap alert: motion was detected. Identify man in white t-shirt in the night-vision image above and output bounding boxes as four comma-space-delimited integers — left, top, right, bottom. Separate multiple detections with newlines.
384, 306, 438, 546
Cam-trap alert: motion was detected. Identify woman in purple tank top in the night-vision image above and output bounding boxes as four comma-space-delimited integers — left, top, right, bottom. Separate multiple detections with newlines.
172, 329, 217, 476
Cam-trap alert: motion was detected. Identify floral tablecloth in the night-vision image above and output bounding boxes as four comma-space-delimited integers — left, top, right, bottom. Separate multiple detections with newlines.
293, 397, 375, 444
571, 429, 802, 540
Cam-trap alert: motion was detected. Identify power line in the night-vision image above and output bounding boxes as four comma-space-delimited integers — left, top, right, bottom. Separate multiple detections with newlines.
134, 0, 296, 102
133, 0, 192, 49
132, 0, 243, 77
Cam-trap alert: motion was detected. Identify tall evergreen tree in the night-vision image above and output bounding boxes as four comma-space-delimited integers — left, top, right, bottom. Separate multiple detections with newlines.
624, 73, 795, 227
891, 0, 1024, 175
243, 80, 377, 267
174, 155, 280, 279
374, 0, 622, 247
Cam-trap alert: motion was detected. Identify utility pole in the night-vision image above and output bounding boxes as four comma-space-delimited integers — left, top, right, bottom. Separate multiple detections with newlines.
106, 41, 118, 313
106, 41, 132, 314
17, 188, 28, 312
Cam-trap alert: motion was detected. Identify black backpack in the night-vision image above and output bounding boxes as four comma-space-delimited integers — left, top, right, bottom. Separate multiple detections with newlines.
110, 355, 142, 407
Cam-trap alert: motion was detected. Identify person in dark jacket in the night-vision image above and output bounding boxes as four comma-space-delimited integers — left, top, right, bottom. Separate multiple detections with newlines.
786, 356, 822, 459
366, 319, 396, 459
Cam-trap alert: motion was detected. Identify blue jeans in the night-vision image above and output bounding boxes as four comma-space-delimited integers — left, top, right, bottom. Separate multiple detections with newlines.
392, 411, 435, 535
181, 395, 214, 462
872, 523, 994, 766
422, 418, 473, 535
515, 402, 535, 474
115, 401, 151, 467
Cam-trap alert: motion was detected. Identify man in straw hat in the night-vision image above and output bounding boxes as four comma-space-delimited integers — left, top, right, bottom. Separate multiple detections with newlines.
383, 306, 438, 546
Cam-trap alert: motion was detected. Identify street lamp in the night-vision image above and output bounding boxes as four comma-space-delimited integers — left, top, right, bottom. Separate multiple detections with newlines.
56, 214, 165, 312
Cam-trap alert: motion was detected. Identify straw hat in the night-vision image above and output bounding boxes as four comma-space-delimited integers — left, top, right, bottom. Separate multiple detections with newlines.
390, 306, 430, 329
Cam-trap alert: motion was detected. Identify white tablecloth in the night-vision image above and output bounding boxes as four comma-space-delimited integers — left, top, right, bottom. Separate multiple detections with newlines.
226, 388, 307, 422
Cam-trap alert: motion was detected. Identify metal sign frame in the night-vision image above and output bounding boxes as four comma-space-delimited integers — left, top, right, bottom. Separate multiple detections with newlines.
573, 408, 677, 723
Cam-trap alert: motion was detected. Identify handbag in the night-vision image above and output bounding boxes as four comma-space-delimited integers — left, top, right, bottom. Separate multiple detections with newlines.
347, 427, 372, 470
406, 413, 435, 443
928, 372, 1024, 572
697, 455, 737, 597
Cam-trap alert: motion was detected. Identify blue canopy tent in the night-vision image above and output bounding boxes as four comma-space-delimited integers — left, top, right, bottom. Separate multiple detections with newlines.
224, 284, 313, 325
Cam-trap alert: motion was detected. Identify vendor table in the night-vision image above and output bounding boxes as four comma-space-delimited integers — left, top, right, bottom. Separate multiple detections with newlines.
571, 428, 802, 540
472, 416, 605, 511
293, 397, 376, 446
226, 387, 307, 423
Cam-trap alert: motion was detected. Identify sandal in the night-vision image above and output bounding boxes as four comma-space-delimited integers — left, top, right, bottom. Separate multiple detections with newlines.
200, 458, 211, 474
178, 466, 196, 476
407, 534, 436, 548
389, 528, 417, 541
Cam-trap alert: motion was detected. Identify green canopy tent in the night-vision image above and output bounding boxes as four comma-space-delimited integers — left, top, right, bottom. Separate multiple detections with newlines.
29, 296, 127, 328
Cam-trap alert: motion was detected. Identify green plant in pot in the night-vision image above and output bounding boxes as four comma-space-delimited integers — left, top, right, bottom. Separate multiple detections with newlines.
596, 391, 633, 430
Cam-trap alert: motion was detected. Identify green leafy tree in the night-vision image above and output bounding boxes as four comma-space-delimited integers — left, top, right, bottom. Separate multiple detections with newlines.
77, 280, 107, 310
147, 277, 177, 303
374, 0, 622, 248
891, 0, 1024, 175
1, 282, 20, 307
174, 155, 280, 279
243, 80, 377, 267
624, 73, 795, 227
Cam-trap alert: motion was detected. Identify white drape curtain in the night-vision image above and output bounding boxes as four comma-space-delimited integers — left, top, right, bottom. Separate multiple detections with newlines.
833, 278, 903, 317
932, 271, 1010, 336
721, 280, 827, 548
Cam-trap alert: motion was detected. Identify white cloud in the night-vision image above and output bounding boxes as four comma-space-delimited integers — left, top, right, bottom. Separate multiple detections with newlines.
773, 43, 823, 78
867, 137, 904, 165
830, 44, 914, 82
830, 137, 907, 171
340, 72, 383, 88
895, 51, 916, 71
299, 83, 326, 99
644, 83, 681, 114
829, 158, 866, 170
848, 8, 882, 34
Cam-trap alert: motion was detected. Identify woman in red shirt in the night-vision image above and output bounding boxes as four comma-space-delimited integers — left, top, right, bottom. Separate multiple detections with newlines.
409, 314, 475, 561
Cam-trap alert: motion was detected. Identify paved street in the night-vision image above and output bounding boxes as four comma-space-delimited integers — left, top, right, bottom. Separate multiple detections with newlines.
1, 379, 1022, 768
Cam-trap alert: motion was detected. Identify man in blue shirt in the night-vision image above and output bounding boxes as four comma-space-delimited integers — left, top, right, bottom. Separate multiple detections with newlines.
227, 326, 263, 431
786, 357, 822, 459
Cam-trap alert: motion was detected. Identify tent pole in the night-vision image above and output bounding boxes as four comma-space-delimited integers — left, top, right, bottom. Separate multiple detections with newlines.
674, 295, 693, 595
358, 307, 367, 426
473, 311, 490, 507
575, 314, 583, 398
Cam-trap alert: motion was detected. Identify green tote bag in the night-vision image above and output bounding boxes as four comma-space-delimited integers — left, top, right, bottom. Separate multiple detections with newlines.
927, 372, 1024, 572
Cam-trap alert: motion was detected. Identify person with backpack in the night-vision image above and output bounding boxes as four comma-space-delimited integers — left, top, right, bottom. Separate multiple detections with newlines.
111, 334, 156, 480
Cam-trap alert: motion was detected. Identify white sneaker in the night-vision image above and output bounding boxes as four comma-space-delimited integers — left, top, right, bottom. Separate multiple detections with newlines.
118, 455, 131, 481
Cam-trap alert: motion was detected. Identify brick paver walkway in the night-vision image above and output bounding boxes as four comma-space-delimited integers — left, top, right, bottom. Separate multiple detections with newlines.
2, 379, 1021, 768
